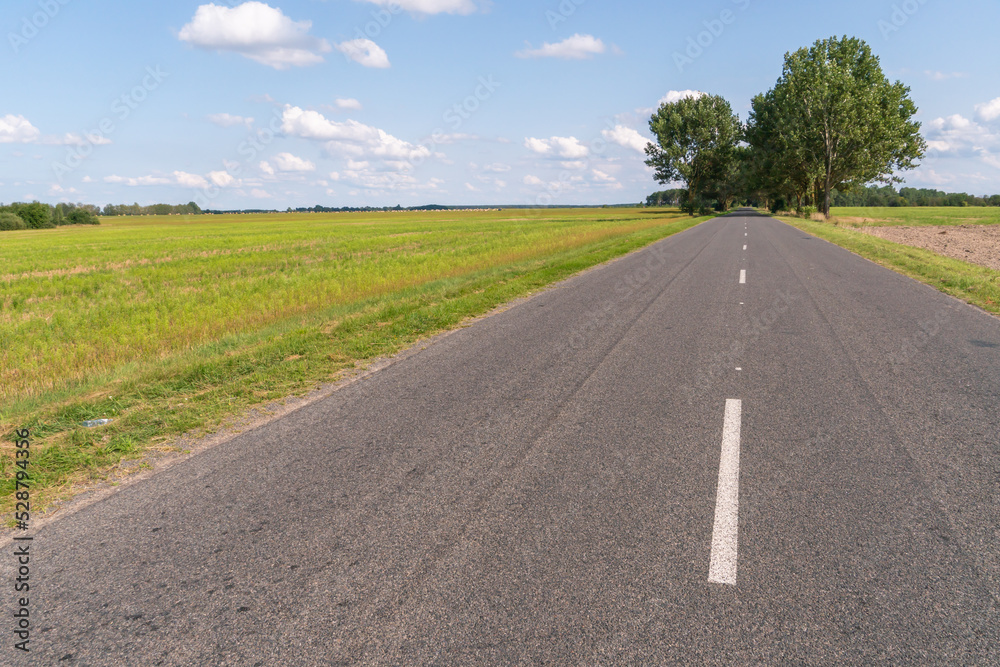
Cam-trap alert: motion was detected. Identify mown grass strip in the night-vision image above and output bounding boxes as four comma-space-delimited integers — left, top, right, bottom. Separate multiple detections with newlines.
777, 216, 1000, 316
1, 210, 709, 518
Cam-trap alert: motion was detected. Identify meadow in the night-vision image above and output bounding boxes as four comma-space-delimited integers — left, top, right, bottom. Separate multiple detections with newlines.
827, 206, 1000, 227
0, 207, 705, 515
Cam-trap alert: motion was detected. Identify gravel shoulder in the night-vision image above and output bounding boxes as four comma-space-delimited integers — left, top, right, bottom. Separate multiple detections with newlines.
857, 224, 1000, 271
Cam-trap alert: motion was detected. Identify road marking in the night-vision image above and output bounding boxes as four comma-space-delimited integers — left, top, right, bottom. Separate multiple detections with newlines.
739, 270, 746, 284
709, 399, 743, 586
743, 245, 747, 250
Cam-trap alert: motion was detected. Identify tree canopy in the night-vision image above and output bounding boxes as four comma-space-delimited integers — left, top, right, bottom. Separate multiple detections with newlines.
645, 94, 742, 214
746, 36, 925, 216
644, 36, 929, 217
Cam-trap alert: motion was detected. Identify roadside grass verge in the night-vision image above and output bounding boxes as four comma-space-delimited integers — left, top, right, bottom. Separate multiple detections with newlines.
827, 206, 1000, 227
1, 209, 709, 518
777, 216, 1000, 316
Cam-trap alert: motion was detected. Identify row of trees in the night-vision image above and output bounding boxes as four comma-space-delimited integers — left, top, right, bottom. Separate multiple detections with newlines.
833, 186, 1000, 208
645, 36, 928, 217
100, 202, 203, 216
649, 185, 1000, 209
0, 202, 101, 231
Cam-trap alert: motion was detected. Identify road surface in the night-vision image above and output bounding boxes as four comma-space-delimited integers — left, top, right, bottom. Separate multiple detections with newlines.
6, 210, 999, 665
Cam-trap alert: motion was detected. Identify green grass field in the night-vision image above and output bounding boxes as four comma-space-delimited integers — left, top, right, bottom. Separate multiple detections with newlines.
829, 206, 1000, 227
0, 207, 707, 516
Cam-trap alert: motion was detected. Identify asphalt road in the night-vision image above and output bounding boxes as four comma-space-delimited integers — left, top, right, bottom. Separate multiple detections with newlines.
5, 210, 999, 665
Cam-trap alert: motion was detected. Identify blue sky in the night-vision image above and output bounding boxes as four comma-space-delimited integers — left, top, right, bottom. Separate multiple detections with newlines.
2, 0, 999, 208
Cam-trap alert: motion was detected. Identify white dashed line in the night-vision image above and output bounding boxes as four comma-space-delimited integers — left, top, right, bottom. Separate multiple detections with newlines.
739, 270, 746, 284
743, 245, 747, 251
708, 399, 743, 586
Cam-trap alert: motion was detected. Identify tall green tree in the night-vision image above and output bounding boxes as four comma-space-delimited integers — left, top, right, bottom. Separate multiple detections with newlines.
751, 36, 925, 217
645, 94, 741, 214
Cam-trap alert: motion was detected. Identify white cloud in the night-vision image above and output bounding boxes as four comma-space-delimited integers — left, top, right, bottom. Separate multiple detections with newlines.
259, 161, 275, 176
924, 114, 1000, 160
975, 97, 1000, 123
178, 2, 332, 70
250, 188, 272, 198
925, 70, 969, 81
658, 90, 705, 106
464, 182, 479, 191
0, 115, 41, 143
271, 152, 316, 172
104, 174, 172, 186
335, 39, 390, 68
482, 162, 510, 173
524, 135, 589, 158
431, 132, 480, 144
523, 174, 543, 186
561, 160, 587, 170
516, 34, 606, 60
281, 105, 430, 161
208, 113, 254, 128
334, 98, 363, 110
47, 133, 112, 147
208, 170, 239, 187
104, 171, 213, 188
602, 125, 650, 154
174, 171, 210, 188
360, 0, 477, 15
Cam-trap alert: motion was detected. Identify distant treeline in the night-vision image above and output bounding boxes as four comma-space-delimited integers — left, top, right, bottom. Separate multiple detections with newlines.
829, 186, 1000, 208
101, 202, 203, 216
0, 201, 101, 232
645, 186, 1000, 209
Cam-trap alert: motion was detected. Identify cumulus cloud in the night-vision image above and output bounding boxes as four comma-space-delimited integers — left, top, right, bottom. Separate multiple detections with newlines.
523, 135, 589, 158
523, 174, 543, 186
208, 113, 254, 128
924, 114, 1000, 160
104, 171, 213, 188
658, 90, 705, 106
0, 114, 41, 143
208, 170, 239, 187
335, 39, 390, 68
281, 105, 430, 161
925, 71, 969, 81
178, 2, 332, 70
334, 98, 363, 110
330, 165, 443, 192
602, 125, 650, 154
975, 97, 1000, 123
516, 34, 606, 60
272, 152, 316, 172
0, 115, 111, 146
361, 0, 477, 15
